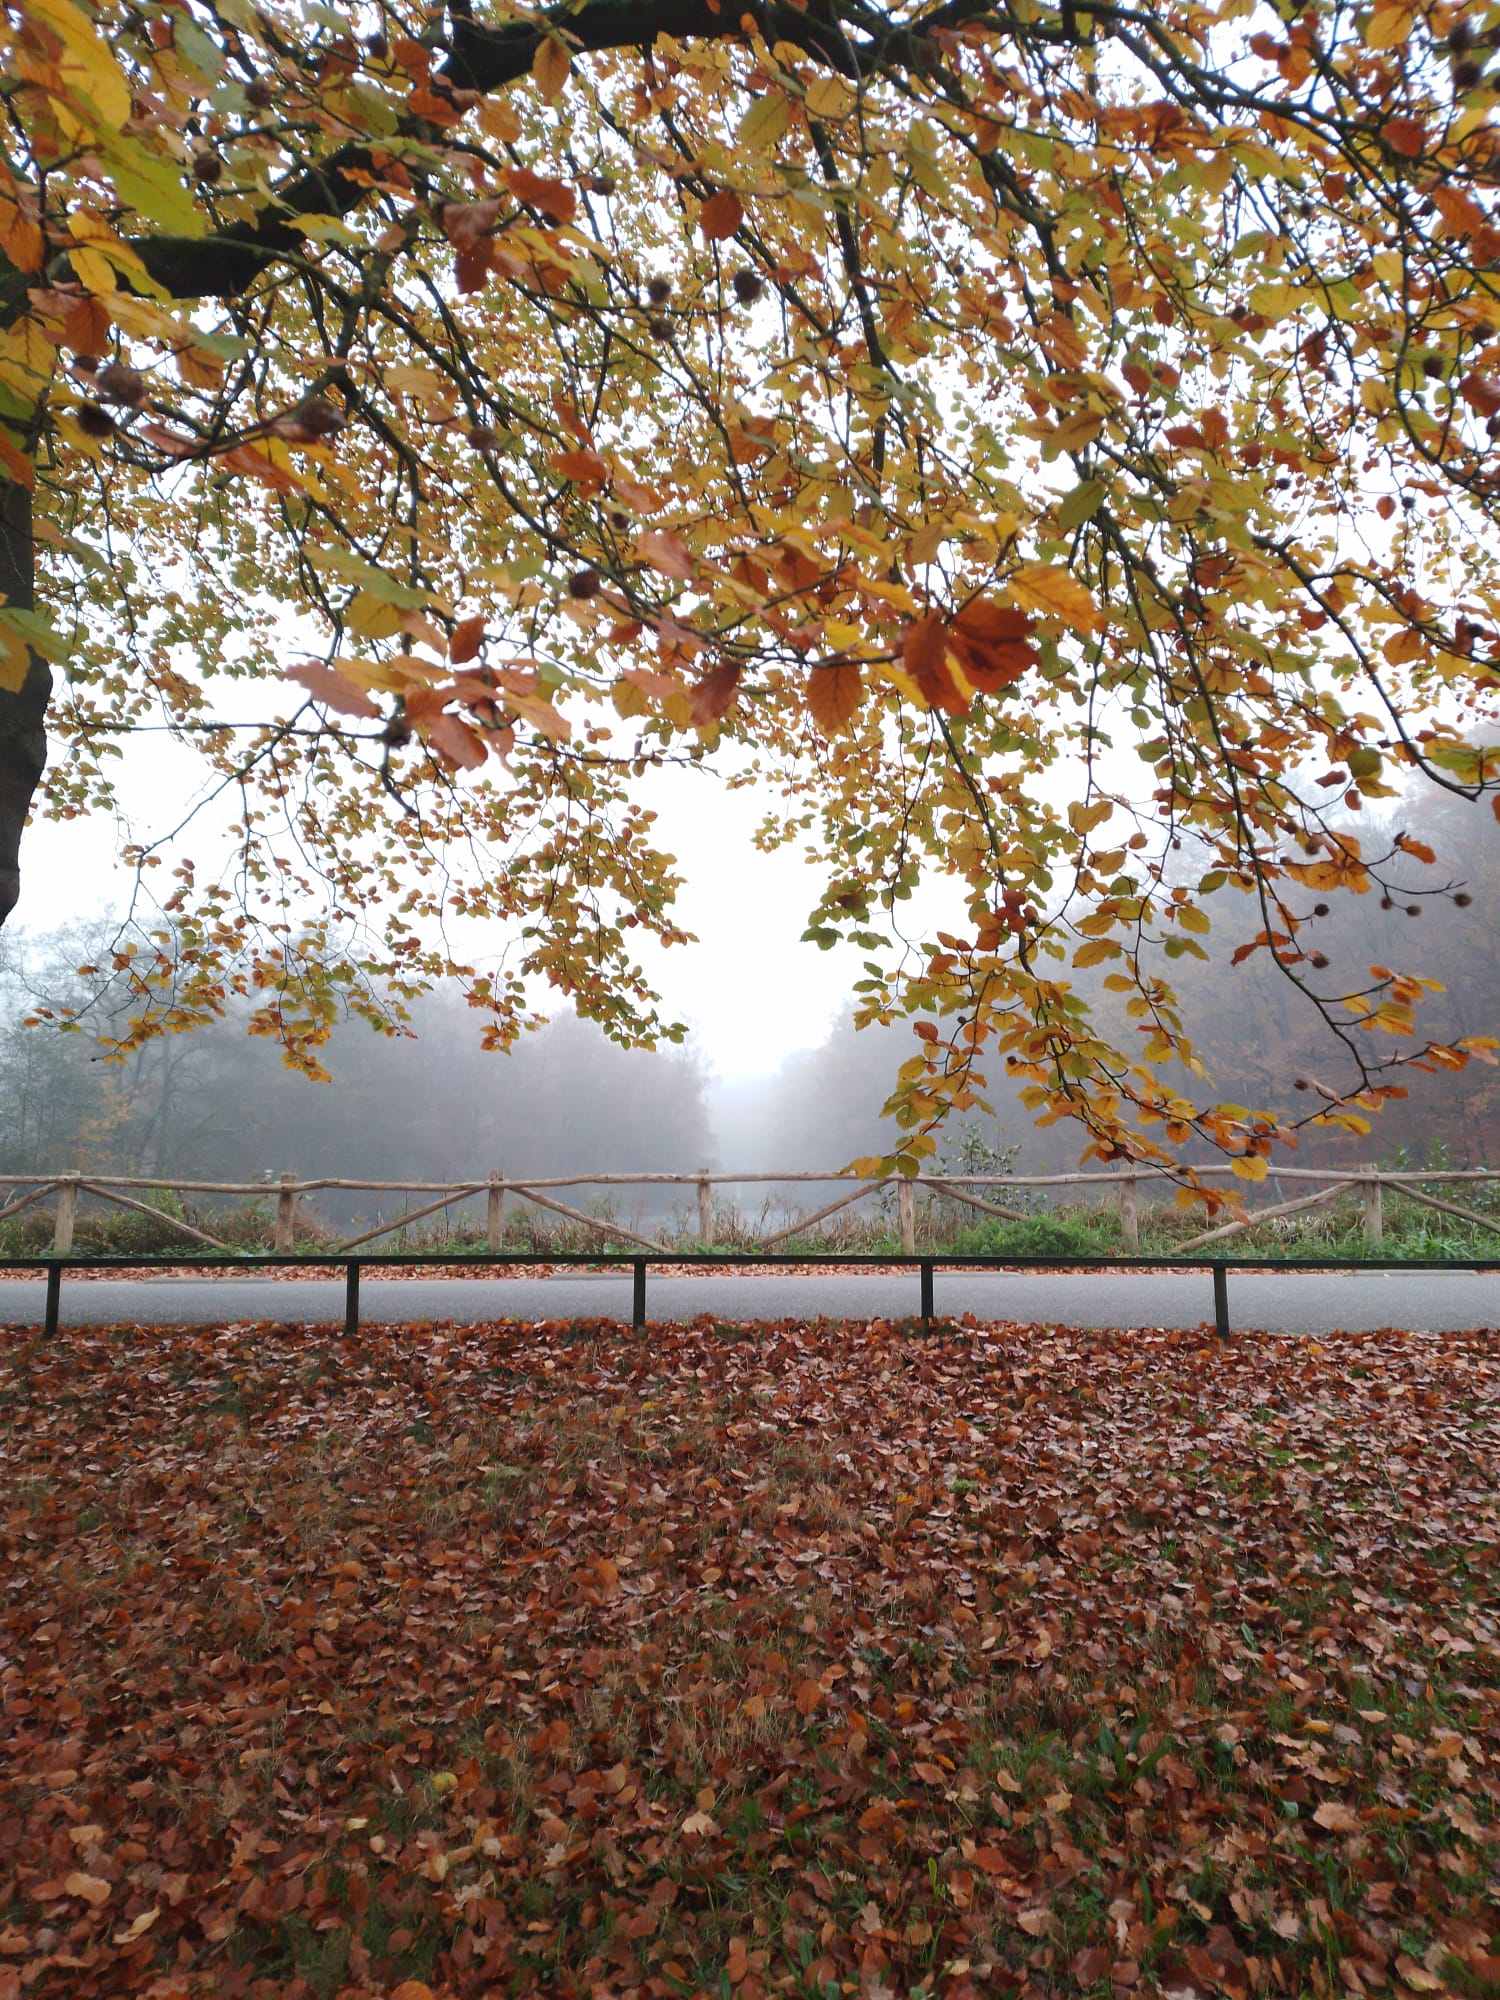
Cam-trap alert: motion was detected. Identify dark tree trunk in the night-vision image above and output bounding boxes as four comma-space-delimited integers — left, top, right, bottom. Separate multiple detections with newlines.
0, 476, 49, 928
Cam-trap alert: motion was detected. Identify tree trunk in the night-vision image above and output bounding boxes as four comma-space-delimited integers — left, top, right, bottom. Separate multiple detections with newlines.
0, 476, 49, 929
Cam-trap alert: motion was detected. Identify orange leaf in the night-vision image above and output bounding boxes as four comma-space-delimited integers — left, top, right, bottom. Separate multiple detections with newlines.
1384, 115, 1425, 157
0, 428, 34, 490
426, 711, 488, 769
903, 612, 967, 713
699, 191, 745, 240
531, 37, 571, 100
948, 599, 1037, 692
807, 660, 862, 735
550, 446, 610, 490
689, 661, 741, 727
794, 1677, 824, 1715
450, 615, 486, 664
285, 662, 381, 719
503, 167, 577, 225
638, 530, 696, 580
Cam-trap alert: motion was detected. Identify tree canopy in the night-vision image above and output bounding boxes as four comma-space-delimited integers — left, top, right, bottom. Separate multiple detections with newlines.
2, 0, 1500, 1181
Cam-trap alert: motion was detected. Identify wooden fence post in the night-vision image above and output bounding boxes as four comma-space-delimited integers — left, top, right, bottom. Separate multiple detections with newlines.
52, 1173, 79, 1255
697, 1173, 714, 1247
1362, 1166, 1383, 1243
275, 1173, 298, 1253
897, 1178, 916, 1255
1118, 1170, 1139, 1252
487, 1173, 505, 1253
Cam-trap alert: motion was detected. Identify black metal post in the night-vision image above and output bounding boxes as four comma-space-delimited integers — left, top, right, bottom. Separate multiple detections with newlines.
633, 1257, 646, 1332
920, 1258, 934, 1329
44, 1261, 61, 1340
345, 1260, 360, 1338
1212, 1261, 1229, 1338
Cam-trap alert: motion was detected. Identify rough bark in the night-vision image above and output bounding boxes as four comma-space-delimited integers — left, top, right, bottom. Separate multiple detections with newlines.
0, 477, 48, 930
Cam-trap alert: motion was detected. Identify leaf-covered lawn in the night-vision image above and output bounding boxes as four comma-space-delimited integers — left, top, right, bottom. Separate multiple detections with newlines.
1, 1317, 1497, 2000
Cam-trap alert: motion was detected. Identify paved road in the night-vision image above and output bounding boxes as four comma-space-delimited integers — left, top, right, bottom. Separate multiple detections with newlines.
2, 1268, 1497, 1333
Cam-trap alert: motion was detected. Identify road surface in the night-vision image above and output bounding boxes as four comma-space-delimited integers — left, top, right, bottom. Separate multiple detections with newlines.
2, 1267, 1497, 1332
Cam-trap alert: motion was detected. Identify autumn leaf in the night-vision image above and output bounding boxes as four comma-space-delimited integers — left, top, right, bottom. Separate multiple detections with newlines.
903, 612, 966, 713
699, 190, 745, 240
948, 600, 1037, 691
502, 167, 577, 225
449, 615, 486, 664
1312, 1799, 1362, 1833
1006, 564, 1105, 631
530, 37, 570, 100
807, 661, 862, 736
425, 711, 488, 769
550, 446, 610, 490
688, 661, 741, 726
285, 662, 381, 719
637, 530, 696, 580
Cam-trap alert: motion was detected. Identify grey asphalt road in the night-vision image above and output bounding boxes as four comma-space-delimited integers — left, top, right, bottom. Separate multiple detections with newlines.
1, 1268, 1497, 1332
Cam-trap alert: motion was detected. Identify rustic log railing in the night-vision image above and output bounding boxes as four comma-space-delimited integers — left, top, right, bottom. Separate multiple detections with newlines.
2, 1162, 1498, 1256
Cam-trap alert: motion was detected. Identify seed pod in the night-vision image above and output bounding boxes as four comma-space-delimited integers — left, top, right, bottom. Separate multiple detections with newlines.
588, 173, 616, 196
568, 567, 602, 599
364, 30, 390, 60
647, 276, 673, 304
75, 403, 117, 438
467, 424, 501, 451
647, 315, 673, 339
1454, 891, 1473, 907
287, 395, 343, 438
193, 151, 223, 184
95, 361, 147, 406
732, 269, 764, 305
245, 75, 274, 109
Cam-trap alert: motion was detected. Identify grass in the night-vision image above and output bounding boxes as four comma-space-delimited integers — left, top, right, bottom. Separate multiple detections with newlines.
0, 1316, 1496, 1999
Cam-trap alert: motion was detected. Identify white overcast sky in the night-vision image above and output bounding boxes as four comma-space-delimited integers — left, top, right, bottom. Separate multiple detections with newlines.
14, 735, 884, 1084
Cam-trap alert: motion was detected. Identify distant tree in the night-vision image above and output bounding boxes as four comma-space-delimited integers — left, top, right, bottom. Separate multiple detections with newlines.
2, 0, 1499, 1182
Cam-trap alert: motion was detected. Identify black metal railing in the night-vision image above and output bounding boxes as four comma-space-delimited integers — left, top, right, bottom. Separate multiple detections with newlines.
6, 1248, 1499, 1342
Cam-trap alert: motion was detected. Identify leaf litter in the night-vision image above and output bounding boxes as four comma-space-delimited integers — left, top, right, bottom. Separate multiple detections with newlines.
0, 1315, 1496, 1999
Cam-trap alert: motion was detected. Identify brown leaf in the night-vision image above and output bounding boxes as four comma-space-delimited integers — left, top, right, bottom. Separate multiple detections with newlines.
449, 614, 486, 664
806, 660, 862, 736
689, 661, 741, 727
699, 190, 745, 240
903, 612, 967, 713
948, 599, 1037, 693
285, 662, 381, 719
503, 166, 577, 224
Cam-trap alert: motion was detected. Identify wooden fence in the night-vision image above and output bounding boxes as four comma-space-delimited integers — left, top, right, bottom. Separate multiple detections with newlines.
2, 1163, 1498, 1258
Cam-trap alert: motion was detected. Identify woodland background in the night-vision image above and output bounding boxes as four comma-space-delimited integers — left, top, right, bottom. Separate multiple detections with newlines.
5, 782, 1500, 1196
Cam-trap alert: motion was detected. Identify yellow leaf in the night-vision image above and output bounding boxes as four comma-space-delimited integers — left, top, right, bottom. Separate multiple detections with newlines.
1231, 1155, 1268, 1182
805, 74, 854, 120
1363, 1, 1412, 52
1006, 564, 1105, 632
0, 618, 33, 693
1177, 904, 1210, 935
1072, 939, 1121, 969
532, 36, 571, 99
738, 95, 789, 151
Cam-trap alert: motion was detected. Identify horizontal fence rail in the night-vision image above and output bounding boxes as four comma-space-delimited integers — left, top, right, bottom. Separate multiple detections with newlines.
10, 1248, 1500, 1346
3, 1162, 1500, 1257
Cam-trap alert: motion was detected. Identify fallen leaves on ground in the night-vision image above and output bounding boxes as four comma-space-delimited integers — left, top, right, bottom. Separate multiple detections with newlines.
0, 1316, 1496, 1999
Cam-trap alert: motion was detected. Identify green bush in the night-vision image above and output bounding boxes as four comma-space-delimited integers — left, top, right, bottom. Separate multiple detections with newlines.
956, 1213, 1112, 1259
